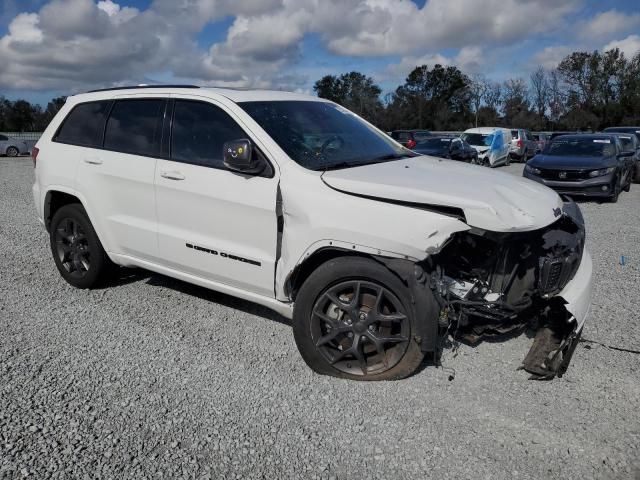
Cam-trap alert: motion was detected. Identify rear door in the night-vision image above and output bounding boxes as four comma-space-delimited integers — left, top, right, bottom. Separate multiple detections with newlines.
154, 97, 279, 297
75, 96, 166, 261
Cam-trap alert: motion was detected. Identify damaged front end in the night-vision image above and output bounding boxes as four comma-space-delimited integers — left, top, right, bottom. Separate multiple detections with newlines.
427, 201, 590, 379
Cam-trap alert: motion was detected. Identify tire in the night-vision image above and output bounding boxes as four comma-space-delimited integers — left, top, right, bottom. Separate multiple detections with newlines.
634, 164, 640, 184
6, 146, 19, 157
505, 154, 511, 166
292, 256, 426, 381
482, 156, 491, 167
623, 171, 631, 192
49, 204, 115, 288
609, 177, 620, 203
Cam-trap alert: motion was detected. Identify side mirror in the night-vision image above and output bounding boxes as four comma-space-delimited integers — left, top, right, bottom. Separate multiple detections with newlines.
223, 139, 265, 175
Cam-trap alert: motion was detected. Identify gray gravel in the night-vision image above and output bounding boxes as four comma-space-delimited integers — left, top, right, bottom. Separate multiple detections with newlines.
1, 157, 639, 479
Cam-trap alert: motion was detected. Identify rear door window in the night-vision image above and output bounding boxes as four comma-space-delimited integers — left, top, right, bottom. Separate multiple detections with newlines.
170, 100, 246, 169
104, 99, 165, 156
54, 101, 111, 147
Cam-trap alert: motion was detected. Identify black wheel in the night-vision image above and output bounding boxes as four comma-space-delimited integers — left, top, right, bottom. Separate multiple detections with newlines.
483, 157, 491, 167
634, 164, 640, 184
293, 257, 426, 381
6, 146, 18, 157
623, 172, 631, 192
609, 177, 620, 203
505, 154, 511, 166
49, 204, 115, 288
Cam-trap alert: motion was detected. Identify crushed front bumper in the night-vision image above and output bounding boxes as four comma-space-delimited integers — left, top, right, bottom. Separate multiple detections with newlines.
522, 248, 593, 379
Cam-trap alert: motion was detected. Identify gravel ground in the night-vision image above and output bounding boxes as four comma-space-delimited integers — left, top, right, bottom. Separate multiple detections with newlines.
1, 157, 639, 479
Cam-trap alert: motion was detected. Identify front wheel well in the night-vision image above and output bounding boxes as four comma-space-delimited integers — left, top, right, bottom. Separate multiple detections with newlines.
287, 248, 372, 301
45, 191, 82, 232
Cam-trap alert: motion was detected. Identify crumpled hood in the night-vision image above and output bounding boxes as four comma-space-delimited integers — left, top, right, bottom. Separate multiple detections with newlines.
469, 145, 490, 154
321, 156, 564, 232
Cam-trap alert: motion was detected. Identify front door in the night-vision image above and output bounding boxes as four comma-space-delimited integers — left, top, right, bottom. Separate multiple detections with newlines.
154, 98, 279, 297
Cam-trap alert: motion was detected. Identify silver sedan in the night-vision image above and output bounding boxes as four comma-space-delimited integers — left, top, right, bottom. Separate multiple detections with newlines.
0, 134, 29, 156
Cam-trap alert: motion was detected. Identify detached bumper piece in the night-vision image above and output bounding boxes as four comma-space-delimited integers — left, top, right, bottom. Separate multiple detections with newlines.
521, 302, 583, 380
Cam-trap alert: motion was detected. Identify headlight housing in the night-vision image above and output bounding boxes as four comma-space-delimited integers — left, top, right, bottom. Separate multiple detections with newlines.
525, 164, 541, 175
588, 167, 615, 178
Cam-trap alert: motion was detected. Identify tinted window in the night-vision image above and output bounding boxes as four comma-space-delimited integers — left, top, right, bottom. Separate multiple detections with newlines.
545, 138, 616, 157
104, 99, 164, 156
462, 133, 494, 146
418, 138, 451, 148
617, 136, 635, 152
0, 135, 8, 141
171, 100, 246, 169
55, 101, 111, 147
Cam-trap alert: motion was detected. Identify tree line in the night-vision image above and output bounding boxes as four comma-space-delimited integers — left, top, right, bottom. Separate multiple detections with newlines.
0, 97, 66, 132
1, 47, 638, 133
314, 48, 640, 132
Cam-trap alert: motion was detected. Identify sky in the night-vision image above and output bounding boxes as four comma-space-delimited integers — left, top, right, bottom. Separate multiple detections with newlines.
0, 0, 639, 105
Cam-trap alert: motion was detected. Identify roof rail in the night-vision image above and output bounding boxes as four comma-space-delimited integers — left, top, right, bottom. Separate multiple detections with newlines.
87, 85, 200, 93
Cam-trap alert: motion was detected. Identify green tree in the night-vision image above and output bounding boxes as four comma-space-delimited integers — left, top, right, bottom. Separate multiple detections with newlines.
313, 72, 383, 124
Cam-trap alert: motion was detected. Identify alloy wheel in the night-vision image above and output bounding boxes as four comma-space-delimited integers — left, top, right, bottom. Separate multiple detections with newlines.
310, 280, 410, 376
54, 218, 91, 278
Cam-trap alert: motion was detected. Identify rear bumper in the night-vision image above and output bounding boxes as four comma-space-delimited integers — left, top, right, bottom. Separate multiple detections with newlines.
524, 171, 616, 197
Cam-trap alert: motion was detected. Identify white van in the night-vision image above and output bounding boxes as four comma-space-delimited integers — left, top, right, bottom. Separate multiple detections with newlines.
461, 127, 513, 167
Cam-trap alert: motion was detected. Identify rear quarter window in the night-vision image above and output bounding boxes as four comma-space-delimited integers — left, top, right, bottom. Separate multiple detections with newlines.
54, 101, 111, 147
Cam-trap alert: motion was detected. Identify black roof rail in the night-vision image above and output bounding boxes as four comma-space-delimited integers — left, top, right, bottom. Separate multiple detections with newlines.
87, 85, 200, 93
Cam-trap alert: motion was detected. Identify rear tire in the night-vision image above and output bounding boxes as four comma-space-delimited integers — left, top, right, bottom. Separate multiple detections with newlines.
292, 257, 426, 381
49, 204, 116, 289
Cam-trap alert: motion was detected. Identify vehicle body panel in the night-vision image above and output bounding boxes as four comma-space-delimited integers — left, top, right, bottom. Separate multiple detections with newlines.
321, 156, 563, 232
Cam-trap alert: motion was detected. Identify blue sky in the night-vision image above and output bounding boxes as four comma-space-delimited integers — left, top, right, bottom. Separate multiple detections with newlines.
1, 0, 639, 105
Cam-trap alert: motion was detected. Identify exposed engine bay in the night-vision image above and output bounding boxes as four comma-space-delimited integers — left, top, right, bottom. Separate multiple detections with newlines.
427, 202, 586, 379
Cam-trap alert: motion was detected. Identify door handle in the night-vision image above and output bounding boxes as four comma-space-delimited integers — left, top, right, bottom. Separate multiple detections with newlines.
84, 157, 103, 165
160, 171, 185, 180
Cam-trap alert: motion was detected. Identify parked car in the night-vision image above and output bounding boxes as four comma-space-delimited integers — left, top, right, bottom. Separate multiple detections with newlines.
523, 134, 634, 202
412, 135, 478, 162
390, 130, 431, 149
610, 132, 640, 183
603, 126, 640, 142
531, 132, 549, 153
0, 134, 29, 157
509, 129, 537, 162
461, 127, 512, 167
549, 131, 578, 140
33, 86, 592, 380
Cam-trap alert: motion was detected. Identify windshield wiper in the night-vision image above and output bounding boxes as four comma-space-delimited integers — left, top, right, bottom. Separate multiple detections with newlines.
315, 153, 411, 172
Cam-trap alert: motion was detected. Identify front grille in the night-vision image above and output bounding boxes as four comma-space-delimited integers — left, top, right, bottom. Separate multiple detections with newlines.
539, 168, 589, 182
538, 252, 581, 296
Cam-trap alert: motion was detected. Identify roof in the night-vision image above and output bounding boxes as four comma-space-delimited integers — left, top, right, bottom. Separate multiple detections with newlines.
463, 127, 510, 134
550, 133, 618, 141
70, 86, 326, 104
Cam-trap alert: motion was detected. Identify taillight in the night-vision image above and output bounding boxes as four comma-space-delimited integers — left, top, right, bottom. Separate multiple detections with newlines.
31, 147, 39, 167
407, 139, 417, 149
517, 139, 523, 148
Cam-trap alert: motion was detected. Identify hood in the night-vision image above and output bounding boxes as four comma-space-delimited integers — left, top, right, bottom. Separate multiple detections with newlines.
321, 156, 564, 232
529, 154, 615, 169
413, 147, 447, 157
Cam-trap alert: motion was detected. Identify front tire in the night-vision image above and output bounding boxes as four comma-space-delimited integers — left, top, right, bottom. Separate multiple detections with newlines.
6, 146, 18, 157
49, 204, 115, 288
293, 257, 425, 381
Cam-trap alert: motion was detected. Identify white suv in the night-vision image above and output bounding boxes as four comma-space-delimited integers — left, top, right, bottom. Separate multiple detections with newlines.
33, 86, 593, 380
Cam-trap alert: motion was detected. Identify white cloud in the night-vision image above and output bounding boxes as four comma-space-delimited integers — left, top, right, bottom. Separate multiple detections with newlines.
604, 34, 640, 58
532, 46, 573, 70
0, 0, 586, 92
580, 10, 640, 39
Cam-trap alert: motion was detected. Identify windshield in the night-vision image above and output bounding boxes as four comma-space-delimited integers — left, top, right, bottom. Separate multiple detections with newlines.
416, 138, 451, 148
544, 138, 616, 157
461, 133, 494, 147
239, 101, 410, 170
